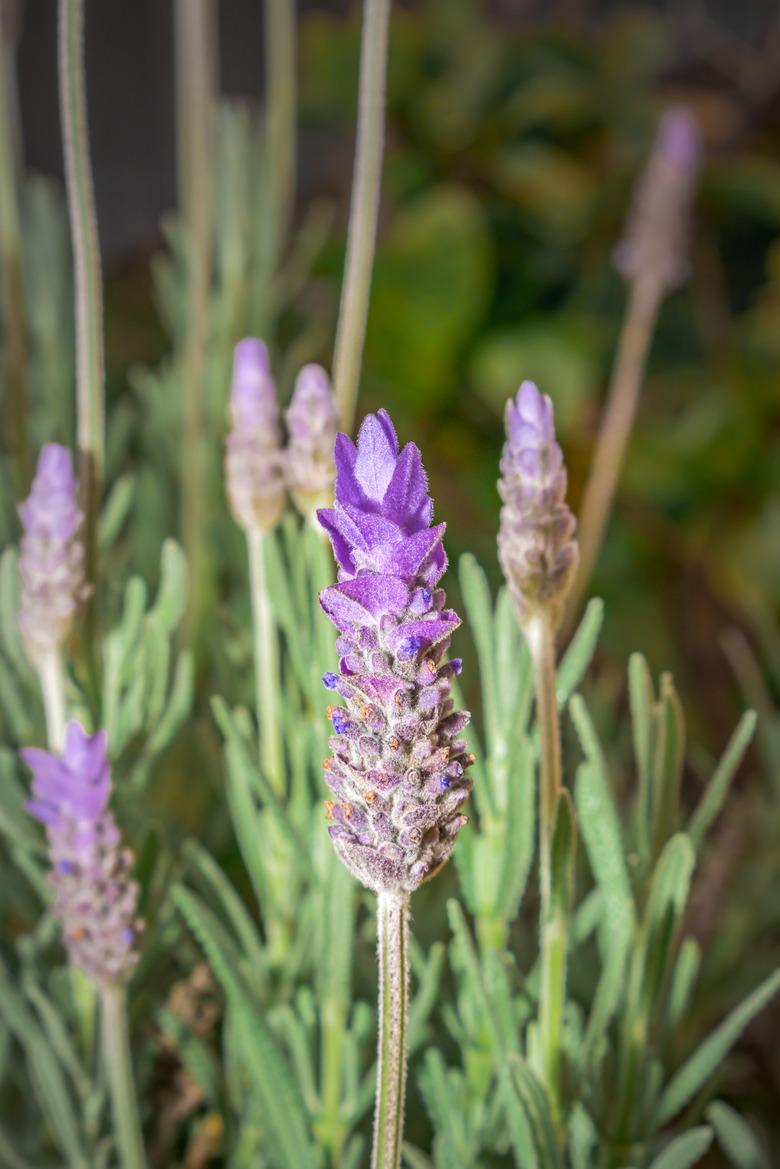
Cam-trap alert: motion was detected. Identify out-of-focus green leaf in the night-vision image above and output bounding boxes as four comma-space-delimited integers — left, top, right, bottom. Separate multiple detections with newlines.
646, 1127, 713, 1169
658, 969, 780, 1124
706, 1100, 768, 1169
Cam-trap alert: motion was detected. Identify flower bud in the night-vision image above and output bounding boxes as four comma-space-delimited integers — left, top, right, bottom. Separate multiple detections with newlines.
225, 338, 286, 533
285, 363, 339, 517
498, 381, 578, 631
613, 106, 701, 294
18, 444, 88, 663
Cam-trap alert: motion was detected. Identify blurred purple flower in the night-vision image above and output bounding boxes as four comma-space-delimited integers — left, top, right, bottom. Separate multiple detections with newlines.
17, 444, 88, 663
285, 363, 339, 516
225, 338, 286, 533
316, 410, 472, 894
498, 381, 578, 630
20, 722, 142, 986
613, 106, 701, 293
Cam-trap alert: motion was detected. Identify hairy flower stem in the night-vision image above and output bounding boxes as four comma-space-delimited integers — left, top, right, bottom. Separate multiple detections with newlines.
564, 276, 661, 635
527, 615, 566, 1121
0, 34, 29, 495
101, 984, 148, 1169
247, 528, 283, 793
332, 0, 391, 433
175, 0, 216, 653
38, 650, 67, 752
58, 0, 104, 608
372, 890, 409, 1169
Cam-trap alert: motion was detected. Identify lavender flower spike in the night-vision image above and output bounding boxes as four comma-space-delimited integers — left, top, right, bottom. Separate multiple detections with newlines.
225, 338, 286, 533
317, 410, 473, 894
613, 106, 701, 294
285, 363, 339, 517
498, 381, 578, 631
18, 443, 88, 664
20, 722, 142, 986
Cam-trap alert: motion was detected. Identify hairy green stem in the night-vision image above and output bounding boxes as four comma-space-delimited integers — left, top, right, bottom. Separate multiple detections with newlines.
174, 0, 217, 652
527, 614, 566, 1120
0, 29, 29, 493
247, 527, 284, 793
101, 984, 148, 1169
38, 649, 67, 752
564, 276, 661, 635
371, 889, 409, 1169
58, 0, 104, 595
332, 0, 391, 434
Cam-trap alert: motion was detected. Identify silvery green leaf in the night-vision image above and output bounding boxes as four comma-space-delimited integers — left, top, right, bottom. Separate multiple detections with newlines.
629, 652, 655, 864
638, 834, 695, 1015
646, 1126, 712, 1169
650, 675, 686, 862
706, 1100, 768, 1169
658, 969, 780, 1124
556, 598, 603, 706
688, 711, 757, 848
98, 473, 135, 550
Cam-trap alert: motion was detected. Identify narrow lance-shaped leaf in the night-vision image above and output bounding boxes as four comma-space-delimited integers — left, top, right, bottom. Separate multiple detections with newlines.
658, 968, 780, 1124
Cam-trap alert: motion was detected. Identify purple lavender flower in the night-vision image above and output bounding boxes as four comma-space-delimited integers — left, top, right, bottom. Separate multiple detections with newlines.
613, 106, 701, 293
20, 722, 142, 986
316, 411, 472, 894
285, 363, 339, 516
498, 382, 578, 630
18, 444, 88, 663
225, 338, 286, 533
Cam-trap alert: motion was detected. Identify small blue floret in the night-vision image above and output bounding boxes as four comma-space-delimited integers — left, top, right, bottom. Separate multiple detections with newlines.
322, 672, 339, 690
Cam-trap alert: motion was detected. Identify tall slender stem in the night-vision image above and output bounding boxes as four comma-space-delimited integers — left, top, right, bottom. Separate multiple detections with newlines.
175, 0, 217, 652
58, 0, 104, 594
0, 27, 29, 494
371, 889, 409, 1169
101, 984, 148, 1169
527, 614, 566, 1120
38, 649, 67, 752
247, 527, 284, 793
564, 276, 661, 635
332, 0, 391, 434
264, 0, 296, 257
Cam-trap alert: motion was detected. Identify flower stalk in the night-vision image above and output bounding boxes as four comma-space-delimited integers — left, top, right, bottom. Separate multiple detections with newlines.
372, 890, 409, 1169
332, 0, 391, 433
565, 108, 700, 634
174, 0, 217, 651
58, 0, 104, 596
247, 526, 284, 793
101, 983, 148, 1169
0, 23, 29, 494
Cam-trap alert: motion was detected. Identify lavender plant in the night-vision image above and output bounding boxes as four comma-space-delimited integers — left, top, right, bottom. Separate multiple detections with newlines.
2, 3, 779, 1169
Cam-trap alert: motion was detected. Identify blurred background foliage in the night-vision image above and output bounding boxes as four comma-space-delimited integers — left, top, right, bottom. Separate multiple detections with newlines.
1, 0, 780, 1165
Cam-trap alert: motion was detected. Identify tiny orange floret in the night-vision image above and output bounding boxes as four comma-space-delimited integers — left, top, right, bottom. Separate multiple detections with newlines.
324, 800, 335, 820
388, 737, 400, 751
323, 757, 331, 770
341, 802, 353, 820
359, 705, 370, 719
364, 790, 377, 804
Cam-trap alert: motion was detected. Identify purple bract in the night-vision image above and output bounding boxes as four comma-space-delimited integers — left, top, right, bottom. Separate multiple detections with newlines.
225, 338, 286, 533
21, 722, 142, 986
317, 411, 472, 894
498, 381, 578, 630
17, 444, 88, 663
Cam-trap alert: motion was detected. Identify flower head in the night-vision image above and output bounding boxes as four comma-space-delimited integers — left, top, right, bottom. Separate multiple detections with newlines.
317, 411, 472, 894
285, 363, 339, 516
498, 381, 578, 630
613, 106, 701, 293
225, 338, 286, 532
20, 722, 142, 986
18, 444, 88, 663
